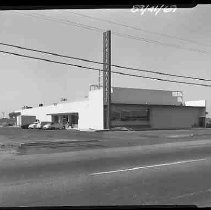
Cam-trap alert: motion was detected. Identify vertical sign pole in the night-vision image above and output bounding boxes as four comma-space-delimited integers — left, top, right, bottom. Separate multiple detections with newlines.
98, 69, 101, 88
103, 30, 111, 129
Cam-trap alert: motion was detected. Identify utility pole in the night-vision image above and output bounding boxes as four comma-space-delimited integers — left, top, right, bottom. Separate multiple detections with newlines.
103, 30, 111, 129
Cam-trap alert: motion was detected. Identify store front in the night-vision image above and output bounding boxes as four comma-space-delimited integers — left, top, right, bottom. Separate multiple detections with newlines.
110, 104, 150, 129
50, 112, 79, 129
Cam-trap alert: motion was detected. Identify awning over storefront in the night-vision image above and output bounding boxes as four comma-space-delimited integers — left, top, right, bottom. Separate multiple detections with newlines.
47, 112, 78, 116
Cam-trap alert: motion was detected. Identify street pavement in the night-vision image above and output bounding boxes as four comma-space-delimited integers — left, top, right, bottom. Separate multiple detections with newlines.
1, 136, 211, 207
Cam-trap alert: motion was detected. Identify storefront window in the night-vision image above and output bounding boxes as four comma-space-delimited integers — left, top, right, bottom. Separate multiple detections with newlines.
71, 114, 79, 124
111, 109, 150, 121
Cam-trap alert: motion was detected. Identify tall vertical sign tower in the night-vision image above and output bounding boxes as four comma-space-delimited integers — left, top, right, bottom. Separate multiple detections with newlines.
103, 30, 111, 129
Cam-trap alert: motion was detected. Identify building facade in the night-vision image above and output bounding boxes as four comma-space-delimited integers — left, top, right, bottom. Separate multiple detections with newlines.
14, 87, 206, 130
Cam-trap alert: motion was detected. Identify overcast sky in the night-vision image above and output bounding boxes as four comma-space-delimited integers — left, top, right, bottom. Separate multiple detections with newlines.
0, 5, 211, 117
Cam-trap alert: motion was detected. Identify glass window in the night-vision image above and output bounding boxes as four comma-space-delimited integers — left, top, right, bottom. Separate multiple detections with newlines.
111, 108, 150, 121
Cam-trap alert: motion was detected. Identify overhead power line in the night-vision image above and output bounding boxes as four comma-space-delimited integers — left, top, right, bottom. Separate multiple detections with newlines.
0, 49, 211, 87
1, 41, 211, 82
14, 11, 211, 56
112, 64, 211, 82
68, 11, 211, 48
13, 11, 104, 32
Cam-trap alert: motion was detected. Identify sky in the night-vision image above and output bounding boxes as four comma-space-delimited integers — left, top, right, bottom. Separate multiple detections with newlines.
0, 5, 211, 117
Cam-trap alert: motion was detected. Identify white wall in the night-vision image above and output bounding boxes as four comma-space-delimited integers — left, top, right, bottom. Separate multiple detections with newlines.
16, 115, 21, 126
150, 106, 205, 129
111, 87, 181, 105
15, 93, 104, 130
46, 100, 90, 129
18, 106, 53, 122
185, 100, 206, 107
88, 89, 104, 130
16, 100, 89, 128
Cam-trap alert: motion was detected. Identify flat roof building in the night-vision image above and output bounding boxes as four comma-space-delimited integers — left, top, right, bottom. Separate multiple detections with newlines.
14, 86, 207, 130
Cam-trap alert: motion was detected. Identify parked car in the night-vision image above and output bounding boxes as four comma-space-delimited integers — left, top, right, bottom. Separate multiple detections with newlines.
36, 122, 51, 129
43, 122, 65, 130
28, 121, 39, 129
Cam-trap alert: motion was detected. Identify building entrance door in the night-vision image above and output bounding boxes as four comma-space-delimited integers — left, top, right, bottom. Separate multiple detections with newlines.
68, 113, 79, 128
62, 115, 68, 124
199, 117, 205, 127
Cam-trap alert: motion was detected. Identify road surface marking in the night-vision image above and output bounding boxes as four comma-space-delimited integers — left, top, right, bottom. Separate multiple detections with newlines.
90, 158, 206, 175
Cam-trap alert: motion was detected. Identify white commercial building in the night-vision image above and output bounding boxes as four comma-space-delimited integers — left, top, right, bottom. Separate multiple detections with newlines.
14, 86, 207, 130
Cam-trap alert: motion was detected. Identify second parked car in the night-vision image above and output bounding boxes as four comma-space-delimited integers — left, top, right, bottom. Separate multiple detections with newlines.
43, 122, 65, 130
36, 122, 51, 129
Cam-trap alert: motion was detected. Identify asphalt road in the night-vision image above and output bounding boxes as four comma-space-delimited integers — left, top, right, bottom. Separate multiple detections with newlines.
1, 138, 211, 207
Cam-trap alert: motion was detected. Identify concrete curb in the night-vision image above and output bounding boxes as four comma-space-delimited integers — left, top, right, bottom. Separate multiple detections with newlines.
81, 128, 211, 133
